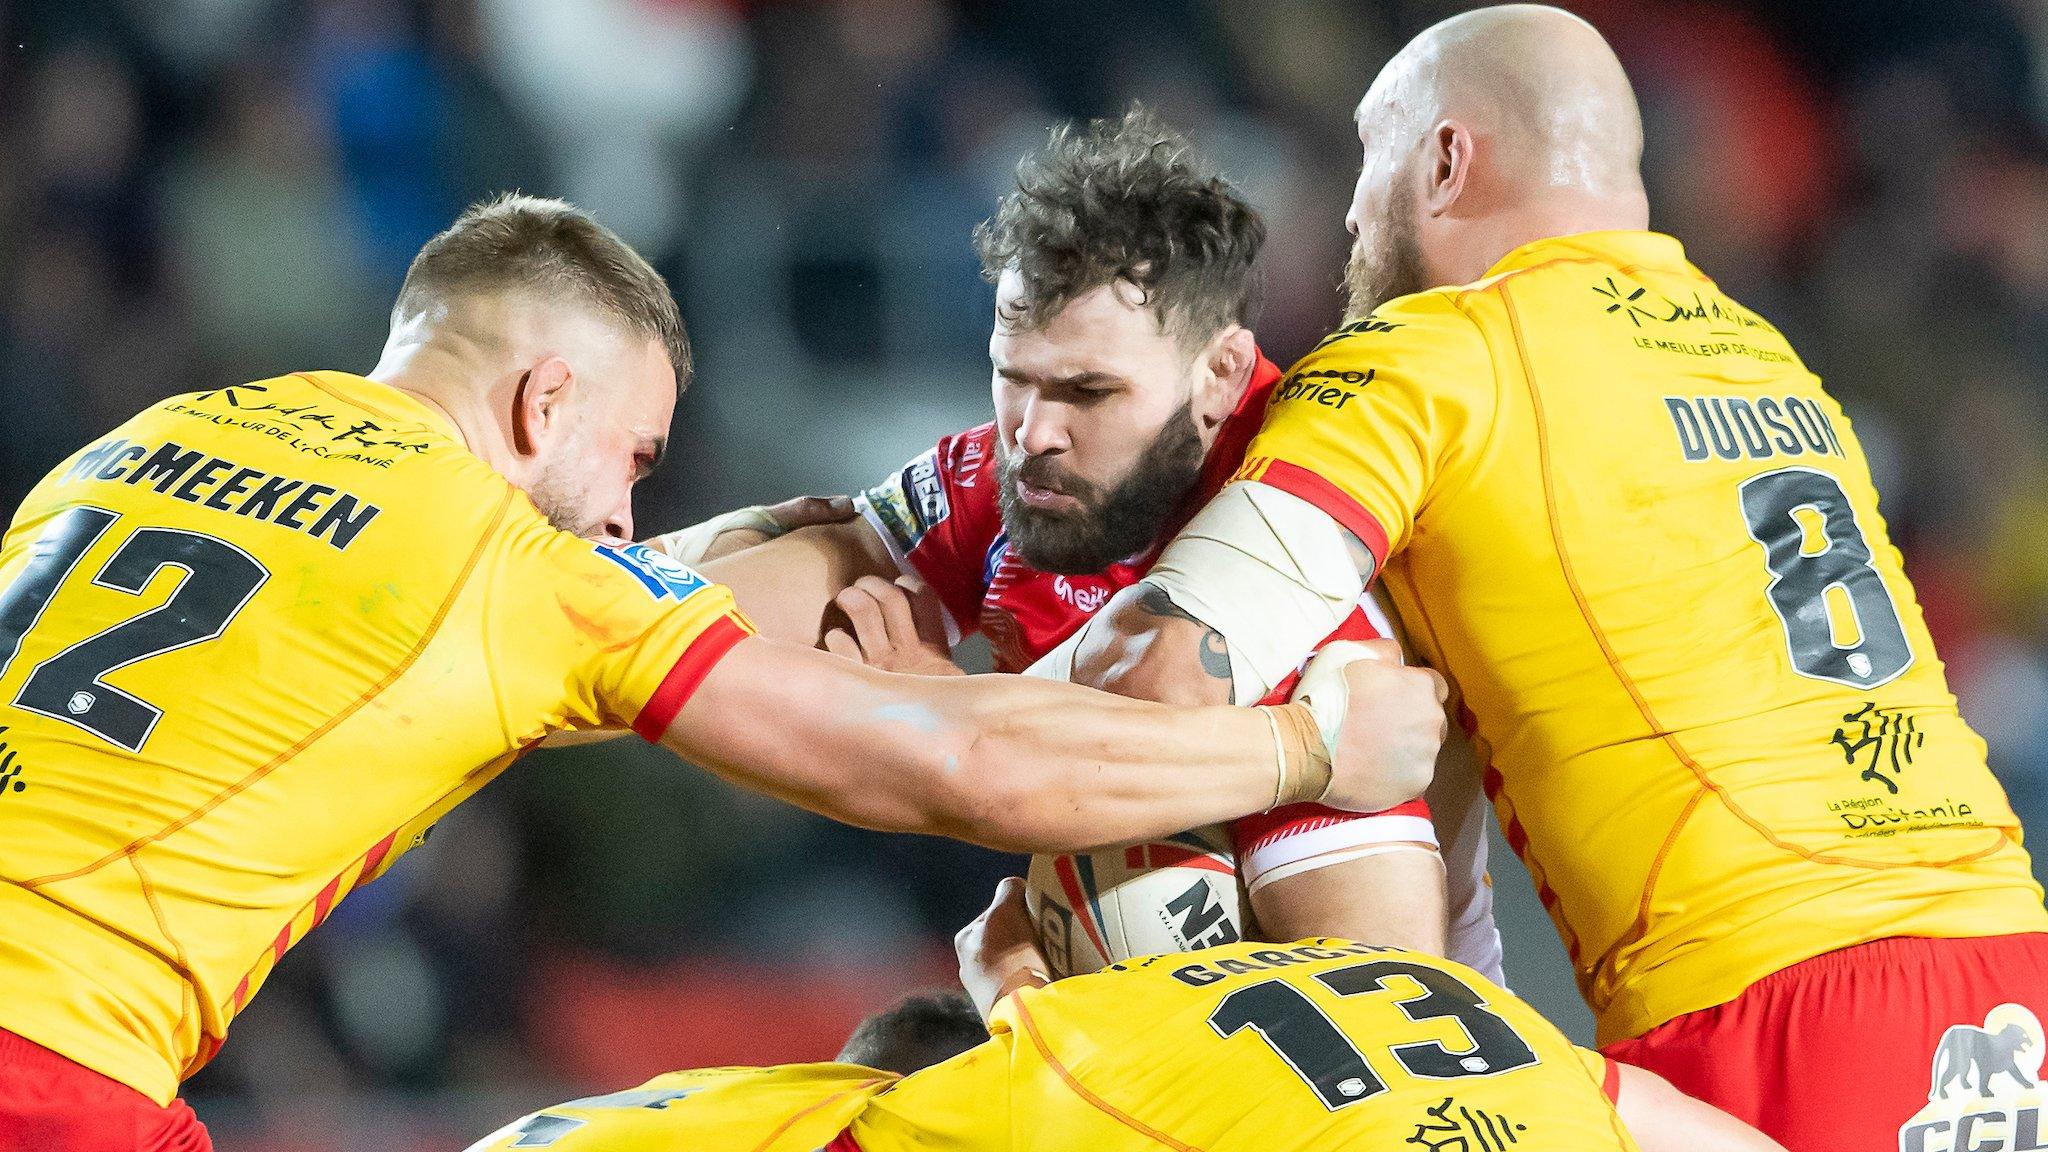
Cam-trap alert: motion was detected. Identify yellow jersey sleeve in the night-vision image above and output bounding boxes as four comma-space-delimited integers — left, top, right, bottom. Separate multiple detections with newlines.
1235, 292, 1496, 567
850, 1011, 1018, 1151
484, 520, 755, 740
0, 371, 756, 1103
1575, 1046, 1620, 1105
463, 1064, 895, 1152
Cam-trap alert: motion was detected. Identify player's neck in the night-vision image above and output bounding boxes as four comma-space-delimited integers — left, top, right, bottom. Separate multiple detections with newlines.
365, 342, 515, 474
1439, 192, 1651, 284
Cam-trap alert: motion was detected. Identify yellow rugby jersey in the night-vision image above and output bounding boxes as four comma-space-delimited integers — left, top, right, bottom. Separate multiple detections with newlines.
850, 939, 1635, 1151
1235, 230, 2048, 1042
462, 1064, 897, 1152
0, 371, 750, 1103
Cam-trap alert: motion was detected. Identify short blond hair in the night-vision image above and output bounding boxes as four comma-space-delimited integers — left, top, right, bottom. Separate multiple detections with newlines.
396, 193, 691, 386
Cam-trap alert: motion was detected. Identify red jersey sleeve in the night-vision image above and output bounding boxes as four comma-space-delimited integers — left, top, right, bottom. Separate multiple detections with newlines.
854, 425, 1005, 638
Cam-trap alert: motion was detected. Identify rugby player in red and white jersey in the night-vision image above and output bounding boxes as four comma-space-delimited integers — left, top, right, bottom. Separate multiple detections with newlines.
682, 107, 1499, 973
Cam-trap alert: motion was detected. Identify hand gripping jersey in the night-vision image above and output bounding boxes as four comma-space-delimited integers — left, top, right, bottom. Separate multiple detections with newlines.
1234, 230, 2048, 1042
845, 939, 1635, 1152
0, 372, 751, 1103
853, 356, 1498, 976
463, 1063, 897, 1152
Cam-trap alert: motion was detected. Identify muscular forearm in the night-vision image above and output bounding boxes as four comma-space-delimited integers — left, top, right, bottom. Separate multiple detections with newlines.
701, 519, 898, 646
667, 636, 1307, 854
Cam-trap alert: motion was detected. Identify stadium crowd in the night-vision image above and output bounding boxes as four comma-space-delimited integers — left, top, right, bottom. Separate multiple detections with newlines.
3, 0, 2046, 1146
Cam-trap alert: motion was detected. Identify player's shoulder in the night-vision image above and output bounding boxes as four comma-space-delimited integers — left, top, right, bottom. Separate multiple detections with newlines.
1287, 290, 1491, 385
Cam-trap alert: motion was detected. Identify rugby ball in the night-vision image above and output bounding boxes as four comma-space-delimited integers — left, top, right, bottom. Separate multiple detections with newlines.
1025, 825, 1244, 978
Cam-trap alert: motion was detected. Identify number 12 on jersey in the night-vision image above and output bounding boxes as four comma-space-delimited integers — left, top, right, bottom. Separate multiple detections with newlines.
0, 506, 267, 752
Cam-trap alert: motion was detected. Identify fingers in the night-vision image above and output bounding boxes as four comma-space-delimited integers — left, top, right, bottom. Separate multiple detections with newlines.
832, 579, 892, 655
1422, 666, 1450, 704
766, 494, 856, 531
900, 575, 950, 646
990, 874, 1029, 914
1355, 637, 1405, 665
822, 628, 862, 660
860, 575, 921, 646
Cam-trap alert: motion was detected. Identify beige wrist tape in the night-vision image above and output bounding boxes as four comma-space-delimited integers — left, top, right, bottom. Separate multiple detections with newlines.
646, 506, 784, 565
1260, 702, 1334, 807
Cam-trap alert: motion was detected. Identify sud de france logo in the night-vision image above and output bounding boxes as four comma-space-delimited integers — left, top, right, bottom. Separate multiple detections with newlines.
1900, 1004, 2046, 1151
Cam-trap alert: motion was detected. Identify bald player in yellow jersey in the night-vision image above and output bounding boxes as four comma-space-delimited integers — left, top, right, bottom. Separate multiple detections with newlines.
464, 882, 1787, 1152
1039, 8, 2048, 1150
0, 195, 1454, 1152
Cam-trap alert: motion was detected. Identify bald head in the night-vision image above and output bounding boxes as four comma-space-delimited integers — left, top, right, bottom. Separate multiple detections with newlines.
1342, 5, 1651, 316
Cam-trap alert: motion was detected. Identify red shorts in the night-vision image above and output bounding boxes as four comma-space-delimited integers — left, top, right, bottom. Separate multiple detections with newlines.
0, 1029, 210, 1152
1603, 933, 2048, 1152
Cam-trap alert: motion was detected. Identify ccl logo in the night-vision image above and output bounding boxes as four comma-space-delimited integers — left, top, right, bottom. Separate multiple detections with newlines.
1899, 1004, 2047, 1152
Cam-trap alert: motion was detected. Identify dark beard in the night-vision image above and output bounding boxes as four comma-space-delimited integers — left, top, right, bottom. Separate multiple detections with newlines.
997, 403, 1208, 575
1343, 181, 1427, 320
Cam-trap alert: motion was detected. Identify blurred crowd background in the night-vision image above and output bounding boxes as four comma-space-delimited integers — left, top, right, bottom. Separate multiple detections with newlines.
4, 0, 2047, 1146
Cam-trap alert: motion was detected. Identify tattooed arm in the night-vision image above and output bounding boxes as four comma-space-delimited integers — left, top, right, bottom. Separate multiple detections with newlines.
1067, 581, 1239, 706
1060, 529, 1449, 956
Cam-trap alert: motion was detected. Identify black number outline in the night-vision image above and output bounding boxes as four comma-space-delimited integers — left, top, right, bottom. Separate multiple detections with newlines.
1738, 465, 1914, 690
8, 522, 267, 752
1208, 978, 1386, 1110
1207, 959, 1542, 1112
0, 506, 120, 676
1319, 959, 1538, 1082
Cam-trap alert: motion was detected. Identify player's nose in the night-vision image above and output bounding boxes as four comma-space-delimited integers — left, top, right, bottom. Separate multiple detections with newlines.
1015, 395, 1069, 457
601, 504, 634, 543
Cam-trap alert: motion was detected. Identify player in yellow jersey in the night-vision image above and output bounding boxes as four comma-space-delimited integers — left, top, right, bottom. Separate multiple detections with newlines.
0, 196, 1454, 1152
461, 881, 1786, 1152
461, 993, 989, 1152
1024, 8, 2048, 1150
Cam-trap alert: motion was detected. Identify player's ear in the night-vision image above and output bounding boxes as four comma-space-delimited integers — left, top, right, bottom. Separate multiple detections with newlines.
1425, 118, 1474, 216
1195, 326, 1257, 433
510, 356, 575, 458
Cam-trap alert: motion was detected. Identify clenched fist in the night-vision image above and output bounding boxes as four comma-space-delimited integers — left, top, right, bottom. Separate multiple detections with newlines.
1292, 639, 1449, 812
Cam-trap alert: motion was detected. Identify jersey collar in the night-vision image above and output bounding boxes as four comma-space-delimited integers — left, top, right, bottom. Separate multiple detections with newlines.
1482, 230, 1694, 280
293, 371, 461, 441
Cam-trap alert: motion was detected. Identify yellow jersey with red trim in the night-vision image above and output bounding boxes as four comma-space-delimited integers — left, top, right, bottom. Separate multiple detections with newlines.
0, 371, 751, 1103
1234, 230, 2048, 1042
462, 1063, 897, 1152
849, 939, 1635, 1151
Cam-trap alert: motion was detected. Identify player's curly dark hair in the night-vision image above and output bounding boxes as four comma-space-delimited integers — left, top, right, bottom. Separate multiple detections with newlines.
974, 103, 1265, 350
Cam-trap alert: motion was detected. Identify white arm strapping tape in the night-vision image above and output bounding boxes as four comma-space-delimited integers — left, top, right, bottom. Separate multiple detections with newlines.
646, 507, 784, 565
1247, 841, 1443, 895
1144, 481, 1366, 703
1023, 627, 1083, 682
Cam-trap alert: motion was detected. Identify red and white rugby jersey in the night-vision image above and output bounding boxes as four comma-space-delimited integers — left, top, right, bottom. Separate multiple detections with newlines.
855, 354, 1500, 979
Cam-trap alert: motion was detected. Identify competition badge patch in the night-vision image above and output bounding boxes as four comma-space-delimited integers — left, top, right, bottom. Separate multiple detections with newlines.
859, 446, 949, 555
596, 541, 712, 602
1898, 1003, 2045, 1152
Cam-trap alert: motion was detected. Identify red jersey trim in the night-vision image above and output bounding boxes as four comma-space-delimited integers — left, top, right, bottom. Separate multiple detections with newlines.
1601, 1053, 1621, 1104
1241, 458, 1391, 570
824, 1131, 864, 1152
632, 616, 752, 741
